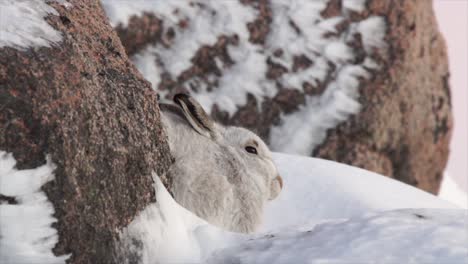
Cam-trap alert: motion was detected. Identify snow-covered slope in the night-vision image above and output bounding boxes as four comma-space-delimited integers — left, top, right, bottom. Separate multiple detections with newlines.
263, 153, 456, 230
2, 151, 466, 263
119, 152, 465, 264
209, 209, 467, 264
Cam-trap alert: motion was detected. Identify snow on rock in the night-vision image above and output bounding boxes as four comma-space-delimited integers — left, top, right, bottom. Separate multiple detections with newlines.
102, 0, 256, 74
0, 0, 67, 49
102, 0, 261, 115
0, 151, 69, 263
268, 9, 386, 154
104, 1, 451, 195
265, 1, 386, 154
343, 0, 368, 12
118, 152, 465, 263
102, 0, 387, 155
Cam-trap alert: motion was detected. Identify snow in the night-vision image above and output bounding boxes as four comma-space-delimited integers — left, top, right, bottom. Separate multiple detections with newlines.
118, 152, 466, 264
211, 44, 270, 115
119, 173, 241, 264
0, 0, 66, 49
262, 153, 456, 230
0, 151, 69, 263
2, 150, 464, 263
132, 49, 162, 91
356, 16, 387, 52
102, 0, 261, 116
439, 172, 468, 209
101, 0, 256, 77
101, 1, 387, 154
1, 1, 464, 262
1, 150, 465, 263
209, 209, 468, 264
269, 7, 386, 155
343, 0, 367, 13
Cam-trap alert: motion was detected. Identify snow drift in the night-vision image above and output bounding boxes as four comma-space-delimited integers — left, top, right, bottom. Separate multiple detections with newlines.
1, 151, 466, 263
119, 152, 466, 264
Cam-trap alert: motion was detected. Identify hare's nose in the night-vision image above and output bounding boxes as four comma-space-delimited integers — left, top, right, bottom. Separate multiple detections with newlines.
275, 175, 283, 190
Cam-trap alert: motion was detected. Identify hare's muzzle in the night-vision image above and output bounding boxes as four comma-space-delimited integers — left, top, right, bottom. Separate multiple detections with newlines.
275, 175, 283, 190
269, 175, 283, 200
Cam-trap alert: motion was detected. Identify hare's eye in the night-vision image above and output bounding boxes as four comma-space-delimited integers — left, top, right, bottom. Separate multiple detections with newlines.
245, 146, 258, 155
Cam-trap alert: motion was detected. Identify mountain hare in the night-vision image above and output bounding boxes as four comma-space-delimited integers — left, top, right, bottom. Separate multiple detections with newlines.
160, 94, 283, 233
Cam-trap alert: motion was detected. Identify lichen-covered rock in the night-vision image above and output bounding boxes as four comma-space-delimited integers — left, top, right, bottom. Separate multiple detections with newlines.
0, 0, 172, 263
103, 0, 451, 194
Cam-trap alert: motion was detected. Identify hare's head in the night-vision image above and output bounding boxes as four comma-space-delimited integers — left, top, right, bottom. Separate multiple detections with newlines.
173, 93, 283, 200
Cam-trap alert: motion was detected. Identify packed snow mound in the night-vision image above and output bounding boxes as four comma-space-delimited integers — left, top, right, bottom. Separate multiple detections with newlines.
119, 152, 465, 264
439, 172, 468, 209
0, 151, 68, 264
263, 153, 456, 230
209, 209, 468, 264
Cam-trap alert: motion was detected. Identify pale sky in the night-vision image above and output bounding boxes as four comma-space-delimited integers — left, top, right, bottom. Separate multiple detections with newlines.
433, 0, 468, 192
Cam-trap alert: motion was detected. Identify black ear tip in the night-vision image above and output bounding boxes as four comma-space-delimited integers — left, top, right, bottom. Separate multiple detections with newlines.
173, 93, 190, 104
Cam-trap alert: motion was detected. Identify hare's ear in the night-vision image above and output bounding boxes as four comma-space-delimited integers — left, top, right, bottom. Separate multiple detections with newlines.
173, 93, 215, 138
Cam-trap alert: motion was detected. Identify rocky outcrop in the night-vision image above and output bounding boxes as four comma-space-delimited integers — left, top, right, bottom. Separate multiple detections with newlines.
313, 1, 452, 193
107, 0, 451, 194
0, 0, 172, 263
